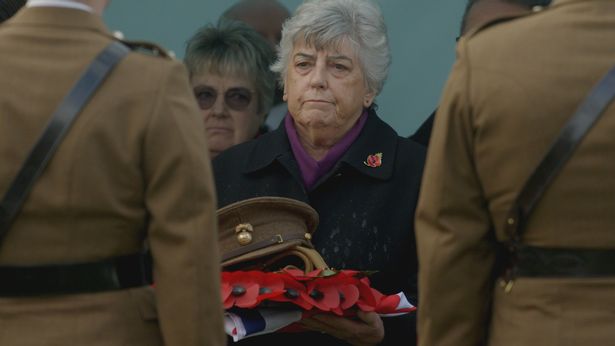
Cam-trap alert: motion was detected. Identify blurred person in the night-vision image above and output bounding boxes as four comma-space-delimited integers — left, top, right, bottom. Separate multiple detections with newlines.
214, 0, 425, 345
409, 0, 552, 147
416, 0, 615, 345
222, 0, 291, 130
0, 0, 25, 23
185, 20, 276, 159
0, 0, 224, 345
222, 0, 290, 50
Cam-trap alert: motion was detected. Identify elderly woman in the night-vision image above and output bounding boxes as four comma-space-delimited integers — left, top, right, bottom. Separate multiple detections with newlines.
213, 0, 425, 345
184, 20, 276, 158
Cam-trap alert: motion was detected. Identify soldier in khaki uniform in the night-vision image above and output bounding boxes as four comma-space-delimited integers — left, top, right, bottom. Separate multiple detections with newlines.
416, 1, 615, 345
0, 1, 224, 345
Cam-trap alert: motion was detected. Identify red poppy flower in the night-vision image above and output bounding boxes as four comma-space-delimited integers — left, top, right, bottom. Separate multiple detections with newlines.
221, 280, 232, 303
306, 278, 341, 312
375, 292, 405, 314
338, 281, 361, 310
363, 153, 383, 168
307, 274, 361, 315
335, 271, 365, 313
268, 271, 316, 310
352, 274, 379, 311
256, 272, 286, 302
221, 271, 260, 309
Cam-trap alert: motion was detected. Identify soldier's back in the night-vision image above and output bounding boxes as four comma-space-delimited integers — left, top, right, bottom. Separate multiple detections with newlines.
462, 1, 615, 345
0, 6, 223, 346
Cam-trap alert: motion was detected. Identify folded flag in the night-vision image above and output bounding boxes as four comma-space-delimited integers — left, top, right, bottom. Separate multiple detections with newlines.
224, 292, 415, 342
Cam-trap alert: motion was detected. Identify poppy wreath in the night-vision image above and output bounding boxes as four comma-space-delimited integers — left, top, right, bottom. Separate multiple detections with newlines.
217, 197, 415, 316
221, 268, 413, 315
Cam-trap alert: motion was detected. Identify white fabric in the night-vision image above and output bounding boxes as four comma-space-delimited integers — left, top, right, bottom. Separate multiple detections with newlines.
27, 0, 93, 12
225, 309, 303, 342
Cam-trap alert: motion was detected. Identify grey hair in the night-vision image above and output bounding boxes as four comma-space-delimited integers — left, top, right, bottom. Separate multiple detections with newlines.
271, 0, 390, 96
184, 19, 276, 117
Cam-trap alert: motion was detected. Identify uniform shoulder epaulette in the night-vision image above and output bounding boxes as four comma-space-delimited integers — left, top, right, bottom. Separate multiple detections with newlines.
111, 31, 174, 59
466, 6, 546, 39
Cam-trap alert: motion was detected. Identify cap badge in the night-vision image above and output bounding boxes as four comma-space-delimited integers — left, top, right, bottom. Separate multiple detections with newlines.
235, 223, 254, 246
363, 153, 383, 168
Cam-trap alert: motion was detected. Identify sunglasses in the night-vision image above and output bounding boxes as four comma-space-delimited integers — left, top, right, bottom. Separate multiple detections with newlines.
193, 86, 254, 111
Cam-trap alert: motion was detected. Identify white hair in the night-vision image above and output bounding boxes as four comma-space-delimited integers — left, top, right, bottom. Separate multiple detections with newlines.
271, 0, 391, 96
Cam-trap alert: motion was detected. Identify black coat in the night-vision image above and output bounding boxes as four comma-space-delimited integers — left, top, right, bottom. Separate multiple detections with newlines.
409, 110, 435, 147
213, 110, 425, 345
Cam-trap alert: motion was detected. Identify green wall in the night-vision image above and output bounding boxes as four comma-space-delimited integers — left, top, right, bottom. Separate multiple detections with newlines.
104, 0, 465, 136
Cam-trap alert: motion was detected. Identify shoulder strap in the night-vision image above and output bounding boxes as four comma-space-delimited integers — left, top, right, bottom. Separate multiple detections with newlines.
505, 65, 615, 246
0, 41, 130, 242
465, 14, 526, 38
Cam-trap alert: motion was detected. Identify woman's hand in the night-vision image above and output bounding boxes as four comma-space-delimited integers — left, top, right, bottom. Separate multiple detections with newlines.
301, 311, 385, 346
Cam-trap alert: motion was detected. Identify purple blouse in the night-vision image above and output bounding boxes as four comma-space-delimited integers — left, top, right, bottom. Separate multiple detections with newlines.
285, 110, 368, 190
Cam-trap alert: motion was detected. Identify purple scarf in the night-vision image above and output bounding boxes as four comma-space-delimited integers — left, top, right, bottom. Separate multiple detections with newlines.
285, 110, 368, 190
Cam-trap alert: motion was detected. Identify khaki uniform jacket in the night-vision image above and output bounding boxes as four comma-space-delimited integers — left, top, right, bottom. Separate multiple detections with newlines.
0, 7, 224, 346
416, 1, 615, 345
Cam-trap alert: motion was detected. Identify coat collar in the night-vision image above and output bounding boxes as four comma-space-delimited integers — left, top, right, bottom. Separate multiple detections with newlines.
244, 109, 398, 182
7, 6, 109, 35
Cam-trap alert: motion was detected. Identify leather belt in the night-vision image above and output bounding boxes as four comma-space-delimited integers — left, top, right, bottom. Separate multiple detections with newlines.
0, 252, 149, 297
513, 245, 615, 278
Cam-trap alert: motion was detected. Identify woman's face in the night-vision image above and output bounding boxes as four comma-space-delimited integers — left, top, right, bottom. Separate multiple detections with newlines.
191, 73, 263, 158
284, 39, 375, 138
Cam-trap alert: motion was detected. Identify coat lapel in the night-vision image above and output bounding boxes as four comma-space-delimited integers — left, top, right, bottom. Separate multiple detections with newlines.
338, 110, 397, 181
244, 110, 398, 191
244, 124, 305, 187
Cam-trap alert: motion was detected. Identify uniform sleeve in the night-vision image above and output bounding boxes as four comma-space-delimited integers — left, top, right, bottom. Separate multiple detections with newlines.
415, 39, 497, 346
143, 61, 225, 346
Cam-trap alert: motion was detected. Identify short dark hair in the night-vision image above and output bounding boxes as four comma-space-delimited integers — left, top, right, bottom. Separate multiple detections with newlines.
460, 0, 553, 35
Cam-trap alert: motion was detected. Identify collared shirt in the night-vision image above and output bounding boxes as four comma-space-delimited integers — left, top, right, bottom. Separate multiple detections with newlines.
27, 0, 93, 12
285, 109, 368, 190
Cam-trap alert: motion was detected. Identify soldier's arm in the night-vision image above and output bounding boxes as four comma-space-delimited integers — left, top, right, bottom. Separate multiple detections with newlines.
415, 38, 496, 346
143, 60, 225, 346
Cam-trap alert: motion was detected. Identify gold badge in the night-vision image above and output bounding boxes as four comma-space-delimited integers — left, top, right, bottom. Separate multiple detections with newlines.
235, 223, 254, 245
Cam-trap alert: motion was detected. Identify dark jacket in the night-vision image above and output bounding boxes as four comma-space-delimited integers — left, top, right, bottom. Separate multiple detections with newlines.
409, 111, 435, 147
213, 110, 425, 345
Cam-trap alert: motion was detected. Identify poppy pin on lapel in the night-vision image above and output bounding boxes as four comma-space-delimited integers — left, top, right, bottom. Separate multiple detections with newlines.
363, 153, 383, 168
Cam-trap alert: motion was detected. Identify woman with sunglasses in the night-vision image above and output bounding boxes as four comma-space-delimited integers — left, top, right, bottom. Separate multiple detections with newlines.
185, 19, 276, 158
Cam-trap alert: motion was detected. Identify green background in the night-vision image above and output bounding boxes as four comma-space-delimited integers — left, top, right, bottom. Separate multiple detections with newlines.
104, 1, 465, 136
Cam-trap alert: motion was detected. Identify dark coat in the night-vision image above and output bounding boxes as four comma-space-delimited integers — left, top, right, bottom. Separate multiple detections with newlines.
409, 111, 435, 147
214, 110, 425, 345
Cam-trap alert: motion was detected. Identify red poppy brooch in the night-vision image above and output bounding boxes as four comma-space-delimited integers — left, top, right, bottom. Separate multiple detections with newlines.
363, 153, 383, 168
